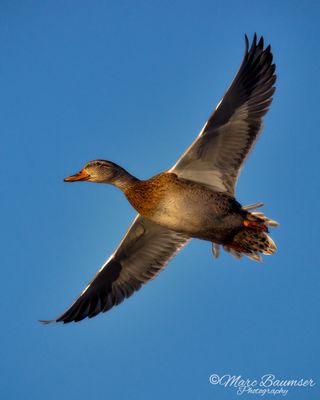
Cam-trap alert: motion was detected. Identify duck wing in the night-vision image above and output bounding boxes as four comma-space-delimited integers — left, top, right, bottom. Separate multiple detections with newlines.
41, 215, 189, 323
170, 34, 276, 196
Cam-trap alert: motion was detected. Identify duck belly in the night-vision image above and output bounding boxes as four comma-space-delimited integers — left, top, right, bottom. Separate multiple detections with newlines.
125, 173, 244, 243
149, 191, 244, 243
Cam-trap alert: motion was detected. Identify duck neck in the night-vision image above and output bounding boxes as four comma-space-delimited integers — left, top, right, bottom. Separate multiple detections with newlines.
110, 167, 139, 191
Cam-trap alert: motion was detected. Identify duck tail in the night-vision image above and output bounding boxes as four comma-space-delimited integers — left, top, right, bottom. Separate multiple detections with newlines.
223, 206, 279, 262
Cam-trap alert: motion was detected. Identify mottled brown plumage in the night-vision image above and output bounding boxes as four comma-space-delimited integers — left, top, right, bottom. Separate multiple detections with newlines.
124, 173, 174, 217
42, 34, 279, 324
124, 172, 245, 243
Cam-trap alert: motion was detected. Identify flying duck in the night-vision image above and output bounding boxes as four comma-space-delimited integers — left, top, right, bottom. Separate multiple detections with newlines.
42, 34, 278, 324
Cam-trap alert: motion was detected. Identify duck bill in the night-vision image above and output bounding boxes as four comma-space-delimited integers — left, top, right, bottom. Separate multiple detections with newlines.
64, 169, 90, 182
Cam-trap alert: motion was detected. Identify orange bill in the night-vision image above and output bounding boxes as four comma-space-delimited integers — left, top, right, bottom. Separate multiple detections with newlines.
64, 169, 90, 182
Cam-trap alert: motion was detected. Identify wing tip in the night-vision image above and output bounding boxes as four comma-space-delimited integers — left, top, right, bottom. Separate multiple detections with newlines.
252, 34, 272, 54
39, 319, 56, 325
244, 33, 249, 52
244, 33, 268, 57
257, 35, 264, 49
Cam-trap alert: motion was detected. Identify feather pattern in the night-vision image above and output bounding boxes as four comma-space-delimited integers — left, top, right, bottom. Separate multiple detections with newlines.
41, 215, 189, 323
170, 34, 276, 195
41, 34, 277, 324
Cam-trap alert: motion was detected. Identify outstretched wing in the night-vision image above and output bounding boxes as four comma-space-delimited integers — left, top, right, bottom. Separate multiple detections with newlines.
170, 34, 276, 196
42, 216, 189, 323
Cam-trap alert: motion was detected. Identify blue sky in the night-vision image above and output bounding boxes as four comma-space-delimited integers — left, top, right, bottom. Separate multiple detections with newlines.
1, 1, 320, 399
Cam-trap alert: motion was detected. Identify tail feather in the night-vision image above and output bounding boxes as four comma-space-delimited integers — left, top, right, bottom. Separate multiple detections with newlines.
223, 206, 278, 262
242, 202, 264, 211
247, 211, 280, 227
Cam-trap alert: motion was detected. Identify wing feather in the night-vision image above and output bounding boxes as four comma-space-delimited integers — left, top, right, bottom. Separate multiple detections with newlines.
170, 34, 276, 195
41, 215, 189, 324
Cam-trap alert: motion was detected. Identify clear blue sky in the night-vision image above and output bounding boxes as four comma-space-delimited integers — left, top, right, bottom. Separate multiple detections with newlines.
1, 1, 319, 399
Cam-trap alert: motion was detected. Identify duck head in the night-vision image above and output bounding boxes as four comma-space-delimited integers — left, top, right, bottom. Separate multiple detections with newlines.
64, 160, 136, 188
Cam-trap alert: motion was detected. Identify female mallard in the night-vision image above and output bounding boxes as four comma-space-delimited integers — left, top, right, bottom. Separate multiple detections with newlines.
42, 34, 278, 324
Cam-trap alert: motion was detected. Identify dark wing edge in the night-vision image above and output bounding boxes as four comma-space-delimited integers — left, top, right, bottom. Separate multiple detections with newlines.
207, 33, 276, 128
170, 33, 276, 195
40, 215, 189, 324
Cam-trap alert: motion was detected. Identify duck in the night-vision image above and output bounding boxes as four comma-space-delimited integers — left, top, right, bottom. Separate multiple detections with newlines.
42, 34, 278, 324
